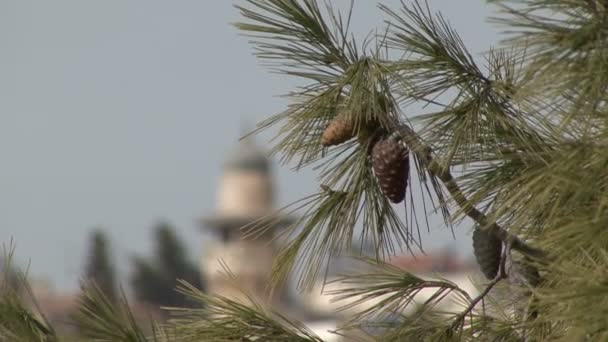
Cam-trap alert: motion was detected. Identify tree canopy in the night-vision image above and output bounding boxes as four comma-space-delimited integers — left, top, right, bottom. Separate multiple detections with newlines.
83, 229, 117, 303
130, 222, 204, 310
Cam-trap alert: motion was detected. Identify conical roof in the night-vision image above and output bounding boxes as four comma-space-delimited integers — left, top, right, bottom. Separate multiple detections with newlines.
223, 136, 270, 173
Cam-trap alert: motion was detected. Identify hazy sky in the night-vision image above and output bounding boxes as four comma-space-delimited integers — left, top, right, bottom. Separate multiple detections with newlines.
1, 1, 500, 291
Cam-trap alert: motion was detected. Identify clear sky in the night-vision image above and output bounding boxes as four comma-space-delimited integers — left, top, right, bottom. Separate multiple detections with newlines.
0, 1, 500, 291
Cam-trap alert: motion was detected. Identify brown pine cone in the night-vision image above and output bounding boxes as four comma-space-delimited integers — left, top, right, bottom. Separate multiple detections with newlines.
371, 138, 410, 203
321, 116, 354, 147
472, 227, 503, 279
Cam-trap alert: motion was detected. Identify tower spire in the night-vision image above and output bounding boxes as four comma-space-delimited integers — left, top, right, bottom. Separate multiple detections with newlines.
198, 133, 294, 305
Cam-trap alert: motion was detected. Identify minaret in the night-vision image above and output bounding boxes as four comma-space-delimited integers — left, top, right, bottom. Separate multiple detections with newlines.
200, 137, 293, 304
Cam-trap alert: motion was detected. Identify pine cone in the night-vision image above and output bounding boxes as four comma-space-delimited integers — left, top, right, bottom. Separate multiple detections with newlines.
473, 227, 503, 279
371, 138, 410, 203
321, 116, 354, 147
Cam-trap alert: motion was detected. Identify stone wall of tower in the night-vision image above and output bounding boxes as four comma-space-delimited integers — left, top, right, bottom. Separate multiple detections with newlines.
201, 239, 278, 304
215, 169, 273, 219
199, 137, 285, 306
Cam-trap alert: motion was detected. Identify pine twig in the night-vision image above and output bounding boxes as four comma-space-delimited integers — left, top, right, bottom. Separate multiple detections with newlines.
396, 124, 547, 260
450, 241, 511, 332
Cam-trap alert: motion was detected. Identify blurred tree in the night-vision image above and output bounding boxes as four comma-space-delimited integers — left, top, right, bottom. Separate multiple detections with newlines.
83, 229, 117, 303
130, 222, 204, 310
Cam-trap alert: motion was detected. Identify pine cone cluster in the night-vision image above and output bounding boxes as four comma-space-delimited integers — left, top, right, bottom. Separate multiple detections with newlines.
321, 116, 355, 147
472, 227, 503, 279
371, 138, 410, 203
320, 114, 410, 204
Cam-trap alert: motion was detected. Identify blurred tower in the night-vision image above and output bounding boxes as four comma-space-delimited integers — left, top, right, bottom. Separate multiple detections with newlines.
200, 137, 293, 304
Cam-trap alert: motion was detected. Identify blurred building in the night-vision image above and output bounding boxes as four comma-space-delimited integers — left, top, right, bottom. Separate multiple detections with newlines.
199, 137, 293, 305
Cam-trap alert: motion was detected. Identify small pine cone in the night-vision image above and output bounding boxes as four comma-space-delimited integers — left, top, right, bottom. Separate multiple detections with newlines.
321, 116, 354, 147
472, 227, 503, 279
371, 138, 410, 203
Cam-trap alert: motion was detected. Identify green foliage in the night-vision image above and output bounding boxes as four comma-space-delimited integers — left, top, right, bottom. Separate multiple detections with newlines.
0, 284, 58, 342
72, 282, 150, 342
328, 258, 471, 324
0, 243, 58, 341
164, 280, 324, 342
491, 0, 608, 119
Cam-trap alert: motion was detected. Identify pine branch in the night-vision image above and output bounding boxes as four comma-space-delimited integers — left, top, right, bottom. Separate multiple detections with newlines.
381, 0, 486, 99
235, 0, 358, 79
490, 0, 608, 117
165, 280, 325, 342
327, 258, 472, 324
1, 242, 59, 342
72, 282, 150, 342
0, 289, 58, 342
396, 124, 547, 261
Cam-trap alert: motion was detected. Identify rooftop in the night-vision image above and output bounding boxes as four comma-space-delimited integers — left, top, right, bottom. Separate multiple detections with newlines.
223, 136, 270, 173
